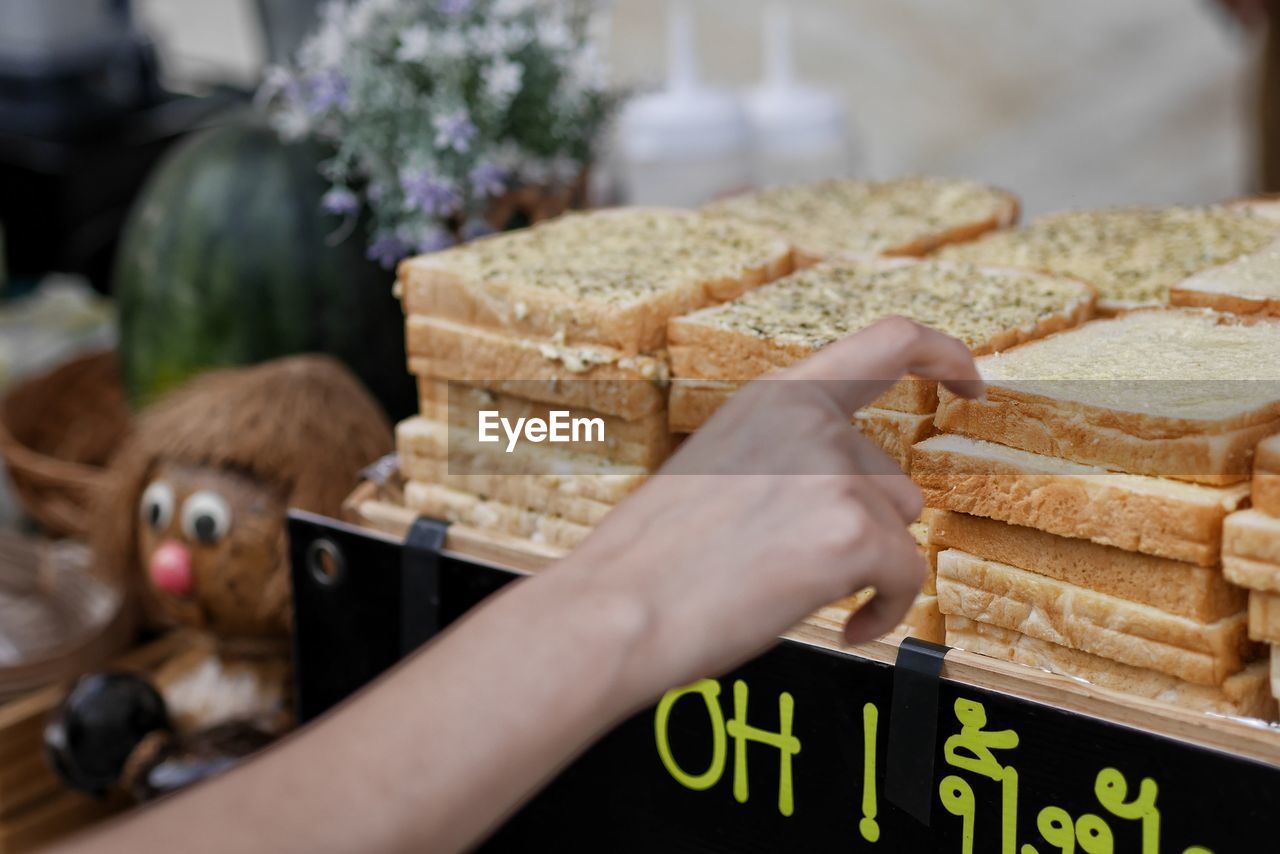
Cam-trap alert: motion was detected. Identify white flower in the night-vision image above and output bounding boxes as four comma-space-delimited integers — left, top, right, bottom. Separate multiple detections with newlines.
484, 58, 524, 103
492, 0, 535, 20
434, 28, 470, 60
396, 24, 432, 62
568, 43, 606, 91
536, 18, 573, 52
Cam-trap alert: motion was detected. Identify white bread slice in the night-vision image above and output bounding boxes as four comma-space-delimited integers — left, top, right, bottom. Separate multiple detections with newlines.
945, 617, 1276, 720
667, 258, 1094, 386
1222, 510, 1280, 591
936, 549, 1254, 685
668, 379, 737, 433
702, 176, 1019, 264
403, 481, 591, 552
853, 408, 936, 471
1170, 241, 1280, 316
1253, 434, 1280, 515
925, 510, 1244, 622
1273, 645, 1279, 700
398, 208, 793, 354
934, 310, 1280, 485
900, 593, 944, 643
667, 376, 937, 432
1250, 591, 1280, 643
911, 435, 1249, 566
405, 318, 666, 421
938, 206, 1280, 311
411, 377, 674, 468
395, 417, 649, 503
1224, 555, 1280, 595
401, 459, 615, 526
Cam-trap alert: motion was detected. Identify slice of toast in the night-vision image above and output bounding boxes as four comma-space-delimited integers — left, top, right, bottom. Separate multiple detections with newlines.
1253, 434, 1280, 515
395, 417, 650, 502
925, 510, 1244, 622
667, 376, 938, 432
938, 206, 1280, 312
1224, 555, 1280, 595
406, 317, 667, 421
404, 481, 592, 551
402, 458, 616, 525
852, 408, 936, 471
667, 258, 1095, 391
1250, 591, 1280, 643
702, 176, 1019, 264
398, 208, 793, 354
934, 310, 1280, 485
1220, 509, 1280, 565
412, 377, 675, 468
945, 616, 1276, 720
899, 593, 944, 643
1171, 241, 1280, 316
937, 549, 1254, 685
911, 434, 1250, 565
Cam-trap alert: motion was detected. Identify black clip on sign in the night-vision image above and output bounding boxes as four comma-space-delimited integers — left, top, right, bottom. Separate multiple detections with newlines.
401, 516, 448, 655
884, 636, 950, 826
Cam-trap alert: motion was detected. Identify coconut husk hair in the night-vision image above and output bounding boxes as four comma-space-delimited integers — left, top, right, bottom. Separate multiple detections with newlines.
93, 355, 393, 586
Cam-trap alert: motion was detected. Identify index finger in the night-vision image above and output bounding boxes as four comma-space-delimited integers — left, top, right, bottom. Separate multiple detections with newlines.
785, 316, 984, 414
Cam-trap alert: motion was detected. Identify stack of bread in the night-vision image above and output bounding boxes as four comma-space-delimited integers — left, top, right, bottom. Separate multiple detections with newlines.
1222, 431, 1280, 708
939, 205, 1280, 313
914, 308, 1280, 718
665, 255, 1097, 641
392, 177, 1021, 555
393, 207, 794, 552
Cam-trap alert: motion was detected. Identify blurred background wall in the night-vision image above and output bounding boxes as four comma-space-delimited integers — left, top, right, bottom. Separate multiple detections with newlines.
134, 0, 1263, 216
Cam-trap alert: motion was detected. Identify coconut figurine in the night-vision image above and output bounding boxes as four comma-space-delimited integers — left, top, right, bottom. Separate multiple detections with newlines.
45, 355, 392, 801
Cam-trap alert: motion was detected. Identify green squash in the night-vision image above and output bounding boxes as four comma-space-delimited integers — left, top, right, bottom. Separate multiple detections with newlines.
114, 120, 414, 419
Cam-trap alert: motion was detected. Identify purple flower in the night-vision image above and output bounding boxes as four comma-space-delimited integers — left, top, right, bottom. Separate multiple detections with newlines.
416, 229, 457, 253
469, 162, 507, 197
305, 70, 349, 114
438, 0, 473, 17
401, 171, 460, 216
367, 236, 409, 269
433, 111, 477, 153
321, 187, 360, 216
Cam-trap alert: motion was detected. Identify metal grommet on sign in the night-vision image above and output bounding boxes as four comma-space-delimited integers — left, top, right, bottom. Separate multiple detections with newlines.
306, 537, 346, 587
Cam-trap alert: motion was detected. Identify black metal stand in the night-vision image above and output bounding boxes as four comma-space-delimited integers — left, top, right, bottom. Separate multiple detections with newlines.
287, 511, 1278, 852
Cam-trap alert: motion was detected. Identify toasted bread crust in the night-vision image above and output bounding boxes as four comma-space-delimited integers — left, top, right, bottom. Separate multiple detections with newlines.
911, 436, 1248, 565
926, 510, 1244, 621
404, 480, 591, 551
935, 385, 1279, 485
405, 316, 667, 420
944, 617, 1276, 719
412, 377, 674, 468
1249, 591, 1280, 643
399, 209, 794, 354
667, 260, 1094, 382
1224, 554, 1280, 595
937, 549, 1253, 685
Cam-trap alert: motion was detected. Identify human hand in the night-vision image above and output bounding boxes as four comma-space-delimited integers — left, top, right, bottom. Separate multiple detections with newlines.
556, 316, 983, 704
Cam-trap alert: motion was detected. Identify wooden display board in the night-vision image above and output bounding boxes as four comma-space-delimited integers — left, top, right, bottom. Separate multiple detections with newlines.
289, 508, 1280, 852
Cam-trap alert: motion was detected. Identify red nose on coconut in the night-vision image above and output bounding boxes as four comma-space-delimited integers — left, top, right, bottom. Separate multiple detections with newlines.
149, 540, 193, 596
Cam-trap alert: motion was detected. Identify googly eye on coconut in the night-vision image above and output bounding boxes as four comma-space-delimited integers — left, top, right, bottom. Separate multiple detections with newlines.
180, 491, 233, 545
139, 481, 175, 532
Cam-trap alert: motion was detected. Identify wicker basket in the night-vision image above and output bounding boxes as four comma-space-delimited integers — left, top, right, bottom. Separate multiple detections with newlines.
0, 351, 133, 539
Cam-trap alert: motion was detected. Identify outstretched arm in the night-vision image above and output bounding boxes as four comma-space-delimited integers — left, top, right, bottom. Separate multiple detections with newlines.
56, 317, 981, 854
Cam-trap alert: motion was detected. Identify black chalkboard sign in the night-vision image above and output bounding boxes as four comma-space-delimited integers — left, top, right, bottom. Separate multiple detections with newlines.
287, 512, 1280, 853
